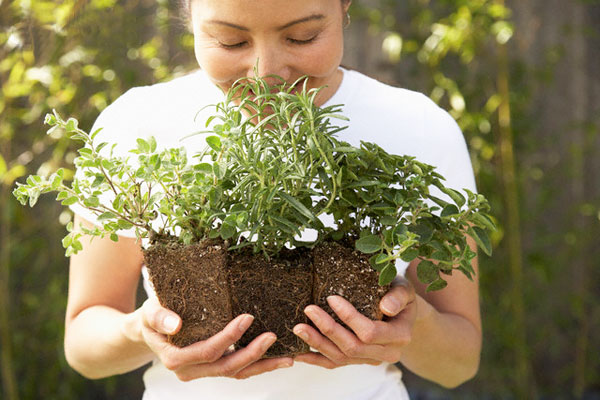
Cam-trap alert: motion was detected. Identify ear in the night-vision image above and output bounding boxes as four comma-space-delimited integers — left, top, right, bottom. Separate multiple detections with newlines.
343, 0, 352, 14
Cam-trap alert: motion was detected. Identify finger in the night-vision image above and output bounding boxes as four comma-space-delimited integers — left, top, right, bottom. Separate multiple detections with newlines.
326, 295, 391, 345
141, 298, 182, 335
293, 322, 349, 365
176, 332, 277, 381
162, 314, 255, 369
295, 351, 381, 369
232, 357, 293, 379
379, 278, 416, 317
294, 352, 339, 369
303, 306, 391, 361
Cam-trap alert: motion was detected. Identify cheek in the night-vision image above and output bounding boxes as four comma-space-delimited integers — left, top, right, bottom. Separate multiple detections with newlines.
196, 48, 239, 84
194, 38, 243, 88
291, 32, 344, 79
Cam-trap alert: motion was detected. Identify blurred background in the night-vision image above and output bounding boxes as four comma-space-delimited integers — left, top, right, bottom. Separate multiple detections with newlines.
0, 0, 598, 398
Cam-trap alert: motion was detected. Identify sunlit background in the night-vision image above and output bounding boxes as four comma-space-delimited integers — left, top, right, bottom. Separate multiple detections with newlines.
1, 0, 599, 398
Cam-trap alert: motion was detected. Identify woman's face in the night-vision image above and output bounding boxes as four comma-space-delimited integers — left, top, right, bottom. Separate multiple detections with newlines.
190, 0, 349, 105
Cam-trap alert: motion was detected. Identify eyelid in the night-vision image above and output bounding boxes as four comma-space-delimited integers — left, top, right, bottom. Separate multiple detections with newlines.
217, 34, 318, 49
288, 35, 318, 45
219, 41, 247, 49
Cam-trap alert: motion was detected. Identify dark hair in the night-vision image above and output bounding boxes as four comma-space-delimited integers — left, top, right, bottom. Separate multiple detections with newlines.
179, 0, 351, 26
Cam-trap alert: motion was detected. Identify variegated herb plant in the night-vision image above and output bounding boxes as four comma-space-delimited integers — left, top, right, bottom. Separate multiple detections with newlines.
13, 75, 494, 291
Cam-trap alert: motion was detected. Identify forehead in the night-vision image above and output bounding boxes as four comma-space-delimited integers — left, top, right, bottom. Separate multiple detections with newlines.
191, 0, 342, 26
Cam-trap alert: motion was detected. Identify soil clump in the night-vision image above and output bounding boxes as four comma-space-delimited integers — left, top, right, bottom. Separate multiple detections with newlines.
313, 241, 390, 328
143, 239, 232, 347
228, 247, 313, 358
144, 238, 389, 356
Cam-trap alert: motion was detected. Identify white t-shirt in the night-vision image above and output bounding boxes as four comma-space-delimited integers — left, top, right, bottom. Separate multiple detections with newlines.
72, 68, 476, 400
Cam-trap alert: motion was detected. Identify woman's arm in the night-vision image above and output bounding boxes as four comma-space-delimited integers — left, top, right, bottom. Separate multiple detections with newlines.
398, 237, 481, 388
64, 216, 152, 378
293, 237, 481, 389
64, 215, 293, 380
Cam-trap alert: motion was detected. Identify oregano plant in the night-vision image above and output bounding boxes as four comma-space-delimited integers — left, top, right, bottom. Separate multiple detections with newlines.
13, 74, 494, 291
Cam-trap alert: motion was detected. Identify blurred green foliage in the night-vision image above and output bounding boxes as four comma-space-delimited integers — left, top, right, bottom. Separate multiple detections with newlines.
1, 0, 194, 398
350, 0, 600, 398
1, 0, 598, 399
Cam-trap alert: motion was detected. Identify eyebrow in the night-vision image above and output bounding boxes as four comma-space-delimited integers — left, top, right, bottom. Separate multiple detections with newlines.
207, 14, 325, 32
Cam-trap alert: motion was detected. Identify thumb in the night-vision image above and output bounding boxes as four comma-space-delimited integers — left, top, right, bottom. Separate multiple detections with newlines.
142, 298, 182, 335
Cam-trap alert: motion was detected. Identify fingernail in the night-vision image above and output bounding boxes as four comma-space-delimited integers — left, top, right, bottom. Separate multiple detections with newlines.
262, 335, 277, 351
305, 306, 320, 324
163, 315, 179, 334
326, 295, 341, 308
294, 327, 308, 341
238, 315, 254, 333
381, 298, 401, 315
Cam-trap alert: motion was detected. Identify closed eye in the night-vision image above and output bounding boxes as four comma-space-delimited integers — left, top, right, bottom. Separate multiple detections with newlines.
288, 36, 317, 45
219, 41, 247, 49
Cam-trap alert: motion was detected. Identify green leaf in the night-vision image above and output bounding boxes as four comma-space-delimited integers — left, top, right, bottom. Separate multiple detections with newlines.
196, 163, 212, 174
44, 113, 57, 126
62, 196, 79, 206
65, 118, 79, 132
472, 212, 497, 231
117, 219, 133, 230
355, 234, 383, 254
417, 260, 438, 284
426, 278, 448, 292
369, 255, 386, 272
136, 138, 150, 154
26, 175, 42, 186
441, 204, 459, 217
379, 264, 397, 286
380, 215, 397, 226
400, 248, 419, 262
429, 195, 450, 208
206, 136, 222, 151
393, 192, 404, 206
440, 187, 466, 208
56, 191, 69, 201
97, 212, 116, 221
83, 196, 100, 208
270, 214, 300, 235
220, 222, 236, 240
213, 162, 227, 180
110, 233, 119, 242
469, 226, 492, 256
279, 192, 316, 221
72, 239, 83, 252
148, 136, 157, 152
410, 221, 433, 243
62, 234, 73, 249
78, 148, 93, 158
333, 146, 358, 153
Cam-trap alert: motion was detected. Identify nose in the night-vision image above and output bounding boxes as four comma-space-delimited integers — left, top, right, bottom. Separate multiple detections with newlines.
247, 43, 291, 83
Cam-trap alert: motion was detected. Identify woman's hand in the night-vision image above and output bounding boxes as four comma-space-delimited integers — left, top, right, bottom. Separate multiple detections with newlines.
133, 297, 294, 381
292, 277, 417, 368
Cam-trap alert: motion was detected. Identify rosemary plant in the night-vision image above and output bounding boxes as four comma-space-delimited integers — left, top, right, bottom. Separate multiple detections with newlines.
13, 74, 495, 290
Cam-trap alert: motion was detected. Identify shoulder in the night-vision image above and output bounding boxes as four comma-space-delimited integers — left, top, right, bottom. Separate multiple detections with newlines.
337, 69, 476, 193
90, 70, 222, 151
94, 70, 217, 122
339, 70, 464, 154
341, 69, 435, 116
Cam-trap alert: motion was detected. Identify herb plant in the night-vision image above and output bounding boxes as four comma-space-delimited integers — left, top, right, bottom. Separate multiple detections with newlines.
13, 74, 494, 291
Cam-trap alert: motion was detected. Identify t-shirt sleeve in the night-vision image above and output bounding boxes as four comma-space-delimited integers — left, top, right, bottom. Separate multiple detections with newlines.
422, 99, 477, 200
68, 88, 143, 238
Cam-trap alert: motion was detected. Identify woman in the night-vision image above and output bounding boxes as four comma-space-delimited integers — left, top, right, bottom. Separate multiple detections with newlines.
64, 0, 482, 398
